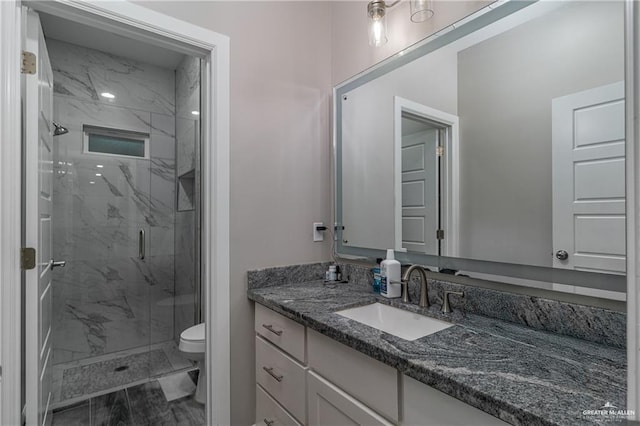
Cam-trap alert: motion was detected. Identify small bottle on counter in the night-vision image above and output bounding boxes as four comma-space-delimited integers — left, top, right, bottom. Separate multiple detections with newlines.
380, 249, 401, 298
371, 258, 382, 294
328, 265, 337, 281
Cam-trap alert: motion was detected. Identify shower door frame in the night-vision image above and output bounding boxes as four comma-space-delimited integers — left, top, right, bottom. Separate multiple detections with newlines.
0, 1, 230, 425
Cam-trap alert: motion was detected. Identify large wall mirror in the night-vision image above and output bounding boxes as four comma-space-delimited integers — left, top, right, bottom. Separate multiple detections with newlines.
335, 0, 627, 295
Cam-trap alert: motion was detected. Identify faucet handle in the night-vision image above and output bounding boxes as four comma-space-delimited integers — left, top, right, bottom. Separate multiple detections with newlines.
442, 290, 464, 314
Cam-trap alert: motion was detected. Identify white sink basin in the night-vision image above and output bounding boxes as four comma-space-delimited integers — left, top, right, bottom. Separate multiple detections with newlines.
335, 303, 453, 341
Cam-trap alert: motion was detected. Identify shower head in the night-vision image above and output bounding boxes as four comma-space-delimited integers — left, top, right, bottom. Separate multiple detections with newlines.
53, 122, 69, 136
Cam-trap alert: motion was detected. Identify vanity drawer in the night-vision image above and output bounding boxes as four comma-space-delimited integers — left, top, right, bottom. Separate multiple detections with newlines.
307, 329, 398, 422
256, 335, 308, 423
255, 303, 306, 362
256, 384, 302, 426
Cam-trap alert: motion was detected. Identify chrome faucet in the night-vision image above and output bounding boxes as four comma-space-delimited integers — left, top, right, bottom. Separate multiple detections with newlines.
401, 265, 430, 308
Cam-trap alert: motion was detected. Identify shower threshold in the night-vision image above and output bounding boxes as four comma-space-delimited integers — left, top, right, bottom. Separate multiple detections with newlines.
51, 340, 194, 410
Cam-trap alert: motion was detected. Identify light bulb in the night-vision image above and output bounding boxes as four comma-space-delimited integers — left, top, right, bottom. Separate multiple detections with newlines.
373, 20, 384, 46
368, 1, 388, 47
368, 16, 388, 47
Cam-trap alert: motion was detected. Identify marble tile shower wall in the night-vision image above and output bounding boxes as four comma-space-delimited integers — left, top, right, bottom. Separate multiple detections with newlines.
49, 39, 177, 364
174, 55, 200, 341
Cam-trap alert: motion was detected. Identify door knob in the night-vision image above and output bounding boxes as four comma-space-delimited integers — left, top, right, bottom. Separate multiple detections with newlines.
555, 250, 569, 261
51, 259, 66, 269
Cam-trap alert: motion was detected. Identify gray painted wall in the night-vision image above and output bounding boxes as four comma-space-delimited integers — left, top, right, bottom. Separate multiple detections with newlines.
136, 3, 335, 424
457, 1, 624, 266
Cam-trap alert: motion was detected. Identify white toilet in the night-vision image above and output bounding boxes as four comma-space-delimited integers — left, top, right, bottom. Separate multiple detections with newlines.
179, 323, 206, 404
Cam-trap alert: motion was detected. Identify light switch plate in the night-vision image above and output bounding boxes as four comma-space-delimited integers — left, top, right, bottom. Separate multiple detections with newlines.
313, 222, 324, 242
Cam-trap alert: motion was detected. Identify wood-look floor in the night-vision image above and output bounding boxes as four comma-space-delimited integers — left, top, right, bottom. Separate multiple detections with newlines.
51, 374, 205, 426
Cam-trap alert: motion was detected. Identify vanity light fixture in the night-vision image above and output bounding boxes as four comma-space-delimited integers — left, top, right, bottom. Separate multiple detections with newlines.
368, 1, 394, 47
367, 0, 434, 47
410, 0, 434, 23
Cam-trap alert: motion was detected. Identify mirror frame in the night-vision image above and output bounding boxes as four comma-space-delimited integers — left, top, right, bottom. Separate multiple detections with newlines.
333, 0, 627, 293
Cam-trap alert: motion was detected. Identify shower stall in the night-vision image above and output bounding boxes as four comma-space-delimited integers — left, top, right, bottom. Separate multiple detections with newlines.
47, 37, 202, 407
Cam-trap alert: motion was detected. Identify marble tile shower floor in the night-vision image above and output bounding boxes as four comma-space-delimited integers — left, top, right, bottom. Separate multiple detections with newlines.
61, 349, 172, 400
52, 341, 194, 409
51, 370, 205, 426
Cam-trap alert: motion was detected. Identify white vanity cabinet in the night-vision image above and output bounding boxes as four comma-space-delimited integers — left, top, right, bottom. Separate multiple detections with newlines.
254, 304, 509, 426
256, 336, 307, 422
307, 329, 398, 423
402, 375, 509, 426
255, 303, 305, 362
255, 304, 308, 425
307, 371, 393, 426
256, 385, 302, 426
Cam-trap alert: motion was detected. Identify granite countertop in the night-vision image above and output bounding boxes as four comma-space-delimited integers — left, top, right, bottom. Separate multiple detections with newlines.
247, 280, 627, 426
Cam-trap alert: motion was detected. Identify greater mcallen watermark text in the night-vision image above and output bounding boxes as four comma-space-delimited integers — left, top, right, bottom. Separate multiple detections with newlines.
582, 402, 635, 422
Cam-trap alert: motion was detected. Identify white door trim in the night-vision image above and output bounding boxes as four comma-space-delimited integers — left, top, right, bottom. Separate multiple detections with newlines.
393, 96, 459, 257
0, 1, 24, 425
626, 0, 639, 418
0, 1, 230, 425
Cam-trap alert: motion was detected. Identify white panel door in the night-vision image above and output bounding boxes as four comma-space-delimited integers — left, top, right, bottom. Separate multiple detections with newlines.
552, 81, 625, 274
23, 9, 54, 426
401, 129, 439, 254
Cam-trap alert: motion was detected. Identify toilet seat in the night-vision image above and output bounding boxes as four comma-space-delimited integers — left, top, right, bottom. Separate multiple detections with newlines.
179, 323, 205, 353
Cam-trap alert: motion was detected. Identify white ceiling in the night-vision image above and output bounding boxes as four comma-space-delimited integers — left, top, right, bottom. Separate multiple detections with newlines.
39, 12, 185, 69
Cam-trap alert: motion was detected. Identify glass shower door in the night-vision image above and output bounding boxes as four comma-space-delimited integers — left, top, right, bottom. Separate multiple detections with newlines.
52, 120, 153, 401
147, 111, 187, 377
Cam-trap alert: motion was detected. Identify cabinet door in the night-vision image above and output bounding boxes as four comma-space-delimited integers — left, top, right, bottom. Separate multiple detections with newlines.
402, 375, 509, 425
307, 371, 393, 426
307, 329, 398, 422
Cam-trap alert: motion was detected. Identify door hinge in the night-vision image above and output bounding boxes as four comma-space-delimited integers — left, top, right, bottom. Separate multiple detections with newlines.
436, 229, 445, 240
436, 146, 444, 157
21, 247, 36, 270
21, 51, 36, 74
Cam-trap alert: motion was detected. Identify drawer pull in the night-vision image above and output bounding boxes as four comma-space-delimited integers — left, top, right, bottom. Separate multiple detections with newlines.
262, 366, 284, 382
262, 324, 283, 336
263, 419, 275, 426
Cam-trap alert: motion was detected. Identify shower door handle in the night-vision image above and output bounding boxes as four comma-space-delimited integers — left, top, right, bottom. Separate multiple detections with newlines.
139, 229, 145, 260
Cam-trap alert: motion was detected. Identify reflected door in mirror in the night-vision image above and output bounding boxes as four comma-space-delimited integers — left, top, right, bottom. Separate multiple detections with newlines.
552, 81, 625, 275
401, 121, 440, 255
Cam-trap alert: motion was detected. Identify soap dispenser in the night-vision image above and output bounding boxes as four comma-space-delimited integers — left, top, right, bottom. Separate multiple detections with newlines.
380, 249, 401, 298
